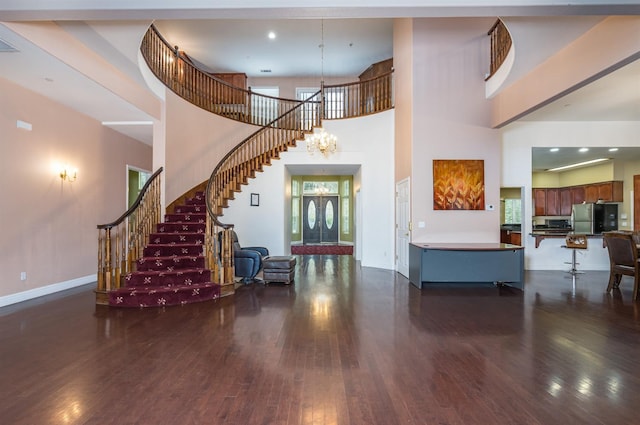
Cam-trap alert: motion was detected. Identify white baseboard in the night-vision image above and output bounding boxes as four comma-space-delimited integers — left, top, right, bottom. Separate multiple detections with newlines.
0, 274, 96, 308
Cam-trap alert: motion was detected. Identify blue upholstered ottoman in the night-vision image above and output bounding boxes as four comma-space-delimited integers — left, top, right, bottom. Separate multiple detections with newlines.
262, 256, 296, 284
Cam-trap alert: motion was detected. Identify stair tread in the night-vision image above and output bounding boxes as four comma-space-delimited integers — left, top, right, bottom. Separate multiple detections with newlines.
137, 254, 204, 261
126, 268, 209, 276
150, 231, 205, 234
116, 282, 218, 292
109, 282, 221, 307
146, 243, 203, 247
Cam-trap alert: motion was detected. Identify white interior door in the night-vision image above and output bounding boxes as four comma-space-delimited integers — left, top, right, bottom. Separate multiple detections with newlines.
354, 190, 362, 262
396, 178, 410, 277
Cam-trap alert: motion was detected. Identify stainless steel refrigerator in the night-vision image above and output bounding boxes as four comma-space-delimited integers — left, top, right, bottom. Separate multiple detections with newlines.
571, 203, 618, 234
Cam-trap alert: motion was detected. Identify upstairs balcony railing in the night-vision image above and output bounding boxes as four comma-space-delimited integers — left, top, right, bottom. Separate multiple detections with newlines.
486, 19, 512, 80
142, 25, 319, 127
140, 24, 394, 126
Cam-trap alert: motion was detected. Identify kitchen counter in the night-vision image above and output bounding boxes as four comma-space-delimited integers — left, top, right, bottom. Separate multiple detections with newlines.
500, 225, 522, 245
530, 231, 603, 248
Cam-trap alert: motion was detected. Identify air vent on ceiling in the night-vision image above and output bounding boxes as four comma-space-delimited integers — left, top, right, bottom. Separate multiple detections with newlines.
260, 69, 272, 73
0, 37, 18, 53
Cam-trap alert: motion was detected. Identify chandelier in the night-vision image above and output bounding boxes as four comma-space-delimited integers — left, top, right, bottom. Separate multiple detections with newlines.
306, 127, 337, 157
305, 18, 337, 157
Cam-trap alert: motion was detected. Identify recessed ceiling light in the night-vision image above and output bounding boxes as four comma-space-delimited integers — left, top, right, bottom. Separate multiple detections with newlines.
579, 148, 589, 153
268, 31, 276, 40
547, 158, 609, 172
608, 148, 619, 152
549, 148, 559, 152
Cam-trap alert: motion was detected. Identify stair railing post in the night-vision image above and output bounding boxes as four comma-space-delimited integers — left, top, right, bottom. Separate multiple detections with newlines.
97, 229, 106, 303
222, 228, 235, 287
114, 223, 122, 290
104, 227, 112, 292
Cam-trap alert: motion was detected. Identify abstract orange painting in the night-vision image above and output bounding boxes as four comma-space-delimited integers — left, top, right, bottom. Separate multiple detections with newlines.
433, 159, 485, 210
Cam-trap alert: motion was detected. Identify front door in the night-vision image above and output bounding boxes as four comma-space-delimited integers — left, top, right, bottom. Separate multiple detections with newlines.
303, 195, 339, 244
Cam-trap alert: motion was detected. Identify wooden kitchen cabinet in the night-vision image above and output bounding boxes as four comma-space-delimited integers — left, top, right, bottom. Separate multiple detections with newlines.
533, 189, 547, 216
584, 181, 623, 202
584, 184, 599, 203
571, 186, 585, 205
598, 181, 623, 202
597, 182, 613, 201
559, 188, 572, 216
560, 187, 573, 215
500, 229, 521, 245
545, 189, 559, 216
533, 181, 622, 217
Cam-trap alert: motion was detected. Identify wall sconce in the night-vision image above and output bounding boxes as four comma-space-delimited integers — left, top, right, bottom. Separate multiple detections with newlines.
60, 168, 77, 182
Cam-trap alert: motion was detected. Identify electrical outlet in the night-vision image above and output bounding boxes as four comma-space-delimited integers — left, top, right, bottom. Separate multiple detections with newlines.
20, 272, 27, 281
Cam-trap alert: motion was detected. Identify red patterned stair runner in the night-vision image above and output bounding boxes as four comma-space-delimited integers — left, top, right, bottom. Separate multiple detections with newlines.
108, 192, 220, 307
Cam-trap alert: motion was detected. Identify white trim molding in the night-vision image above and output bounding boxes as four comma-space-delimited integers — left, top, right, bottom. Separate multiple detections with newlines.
0, 275, 96, 308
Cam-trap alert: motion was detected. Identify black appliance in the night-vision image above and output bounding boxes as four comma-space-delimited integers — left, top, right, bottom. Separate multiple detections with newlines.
571, 203, 618, 234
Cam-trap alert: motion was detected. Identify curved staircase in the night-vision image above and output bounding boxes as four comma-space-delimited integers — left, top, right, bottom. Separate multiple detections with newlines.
108, 192, 220, 307
96, 24, 394, 306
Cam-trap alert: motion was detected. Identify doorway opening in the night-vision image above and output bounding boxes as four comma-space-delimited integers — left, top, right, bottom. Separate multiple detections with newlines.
127, 165, 152, 208
500, 186, 524, 246
290, 176, 354, 252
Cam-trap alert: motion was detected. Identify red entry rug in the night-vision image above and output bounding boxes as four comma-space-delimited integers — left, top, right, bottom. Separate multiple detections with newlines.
291, 244, 353, 255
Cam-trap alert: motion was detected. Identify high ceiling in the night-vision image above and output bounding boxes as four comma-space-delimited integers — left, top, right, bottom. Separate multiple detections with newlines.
153, 19, 394, 78
0, 1, 639, 159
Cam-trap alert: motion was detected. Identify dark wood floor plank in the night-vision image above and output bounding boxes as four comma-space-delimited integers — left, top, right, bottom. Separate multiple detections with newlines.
2, 257, 640, 424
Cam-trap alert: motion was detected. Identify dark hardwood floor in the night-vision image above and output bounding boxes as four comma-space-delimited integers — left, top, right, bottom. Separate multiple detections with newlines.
1, 255, 640, 424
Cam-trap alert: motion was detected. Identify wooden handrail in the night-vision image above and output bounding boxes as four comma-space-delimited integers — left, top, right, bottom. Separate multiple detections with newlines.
98, 167, 163, 229
486, 19, 512, 80
205, 96, 318, 226
96, 167, 163, 304
141, 25, 311, 127
139, 23, 396, 295
324, 71, 394, 119
141, 24, 395, 126
202, 92, 320, 293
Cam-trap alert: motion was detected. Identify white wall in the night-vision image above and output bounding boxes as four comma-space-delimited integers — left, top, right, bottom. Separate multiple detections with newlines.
502, 120, 640, 270
409, 18, 502, 244
0, 77, 152, 304
165, 91, 255, 204
224, 110, 395, 270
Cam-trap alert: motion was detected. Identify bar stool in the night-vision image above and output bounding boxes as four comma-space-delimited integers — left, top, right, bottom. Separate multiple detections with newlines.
563, 234, 588, 275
